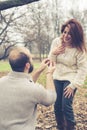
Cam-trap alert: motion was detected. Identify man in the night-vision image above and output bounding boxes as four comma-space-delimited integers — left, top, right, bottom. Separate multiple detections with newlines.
0, 46, 56, 130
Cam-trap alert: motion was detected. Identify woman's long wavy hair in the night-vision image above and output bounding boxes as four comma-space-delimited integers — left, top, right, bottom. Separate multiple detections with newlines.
61, 19, 87, 52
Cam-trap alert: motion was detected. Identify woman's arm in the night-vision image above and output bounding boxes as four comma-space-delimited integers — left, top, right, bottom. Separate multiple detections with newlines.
64, 50, 87, 98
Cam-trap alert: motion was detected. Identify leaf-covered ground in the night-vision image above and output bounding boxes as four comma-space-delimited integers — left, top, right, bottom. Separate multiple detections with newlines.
36, 87, 87, 130
0, 72, 87, 130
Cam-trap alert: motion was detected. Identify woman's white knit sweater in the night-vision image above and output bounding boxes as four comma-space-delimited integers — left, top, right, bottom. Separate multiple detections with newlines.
48, 37, 87, 89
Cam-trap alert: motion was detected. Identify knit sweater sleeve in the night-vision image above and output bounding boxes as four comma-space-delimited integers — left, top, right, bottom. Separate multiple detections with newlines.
69, 51, 87, 89
33, 83, 57, 106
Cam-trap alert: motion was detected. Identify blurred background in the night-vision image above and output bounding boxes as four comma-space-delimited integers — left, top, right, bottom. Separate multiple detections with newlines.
0, 0, 87, 61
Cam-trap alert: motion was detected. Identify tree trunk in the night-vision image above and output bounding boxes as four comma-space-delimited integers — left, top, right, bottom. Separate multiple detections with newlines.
0, 0, 40, 11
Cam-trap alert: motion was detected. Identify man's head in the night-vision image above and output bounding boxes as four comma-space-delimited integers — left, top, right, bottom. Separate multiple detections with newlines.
8, 47, 33, 73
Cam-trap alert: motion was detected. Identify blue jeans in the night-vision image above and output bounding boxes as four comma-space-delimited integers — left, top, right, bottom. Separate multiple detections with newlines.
54, 80, 76, 126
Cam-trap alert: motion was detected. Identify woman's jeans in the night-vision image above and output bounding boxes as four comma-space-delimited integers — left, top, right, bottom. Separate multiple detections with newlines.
54, 80, 76, 127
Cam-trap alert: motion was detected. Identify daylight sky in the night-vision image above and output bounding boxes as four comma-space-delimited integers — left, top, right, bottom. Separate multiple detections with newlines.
78, 0, 87, 11
48, 0, 87, 11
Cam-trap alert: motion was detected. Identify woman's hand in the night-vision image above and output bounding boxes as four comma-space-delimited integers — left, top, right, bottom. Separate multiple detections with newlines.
52, 44, 65, 55
64, 86, 75, 98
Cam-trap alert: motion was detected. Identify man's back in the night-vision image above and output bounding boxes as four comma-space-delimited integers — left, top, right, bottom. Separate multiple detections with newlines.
0, 72, 37, 130
0, 71, 56, 130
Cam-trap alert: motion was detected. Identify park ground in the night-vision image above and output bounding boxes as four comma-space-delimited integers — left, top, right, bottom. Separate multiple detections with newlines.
36, 86, 87, 130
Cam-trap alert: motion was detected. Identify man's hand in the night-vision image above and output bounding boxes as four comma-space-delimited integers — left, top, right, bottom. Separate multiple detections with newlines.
46, 61, 56, 75
39, 58, 50, 72
32, 58, 50, 82
64, 86, 75, 98
46, 61, 56, 92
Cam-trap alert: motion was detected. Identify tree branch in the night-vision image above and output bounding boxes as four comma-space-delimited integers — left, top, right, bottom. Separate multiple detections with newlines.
0, 12, 14, 36
0, 0, 40, 11
0, 44, 16, 60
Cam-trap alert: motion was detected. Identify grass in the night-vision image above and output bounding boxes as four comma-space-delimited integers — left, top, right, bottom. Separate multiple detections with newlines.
0, 61, 87, 89
0, 61, 11, 72
0, 61, 46, 86
0, 61, 40, 72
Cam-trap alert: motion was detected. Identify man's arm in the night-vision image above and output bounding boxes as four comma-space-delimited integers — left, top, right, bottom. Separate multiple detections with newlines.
32, 59, 50, 82
46, 62, 56, 91
32, 61, 56, 106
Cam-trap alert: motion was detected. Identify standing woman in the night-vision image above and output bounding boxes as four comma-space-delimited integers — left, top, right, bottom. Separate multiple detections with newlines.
48, 19, 87, 130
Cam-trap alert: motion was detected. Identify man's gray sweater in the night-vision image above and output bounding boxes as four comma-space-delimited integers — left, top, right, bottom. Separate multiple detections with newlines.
0, 71, 56, 130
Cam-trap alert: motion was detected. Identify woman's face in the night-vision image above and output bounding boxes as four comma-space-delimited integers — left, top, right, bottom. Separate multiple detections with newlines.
62, 26, 72, 44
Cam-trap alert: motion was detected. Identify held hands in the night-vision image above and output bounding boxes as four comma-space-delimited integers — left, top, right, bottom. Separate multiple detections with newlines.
52, 44, 65, 55
39, 58, 55, 75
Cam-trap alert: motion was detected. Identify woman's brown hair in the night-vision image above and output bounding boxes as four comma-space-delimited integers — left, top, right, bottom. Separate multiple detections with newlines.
61, 19, 86, 52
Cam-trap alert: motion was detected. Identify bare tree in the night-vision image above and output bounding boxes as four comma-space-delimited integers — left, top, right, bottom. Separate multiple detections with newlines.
0, 10, 26, 60
12, 3, 52, 61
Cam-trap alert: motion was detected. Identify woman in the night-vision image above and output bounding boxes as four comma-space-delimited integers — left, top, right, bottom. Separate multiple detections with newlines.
48, 19, 87, 130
